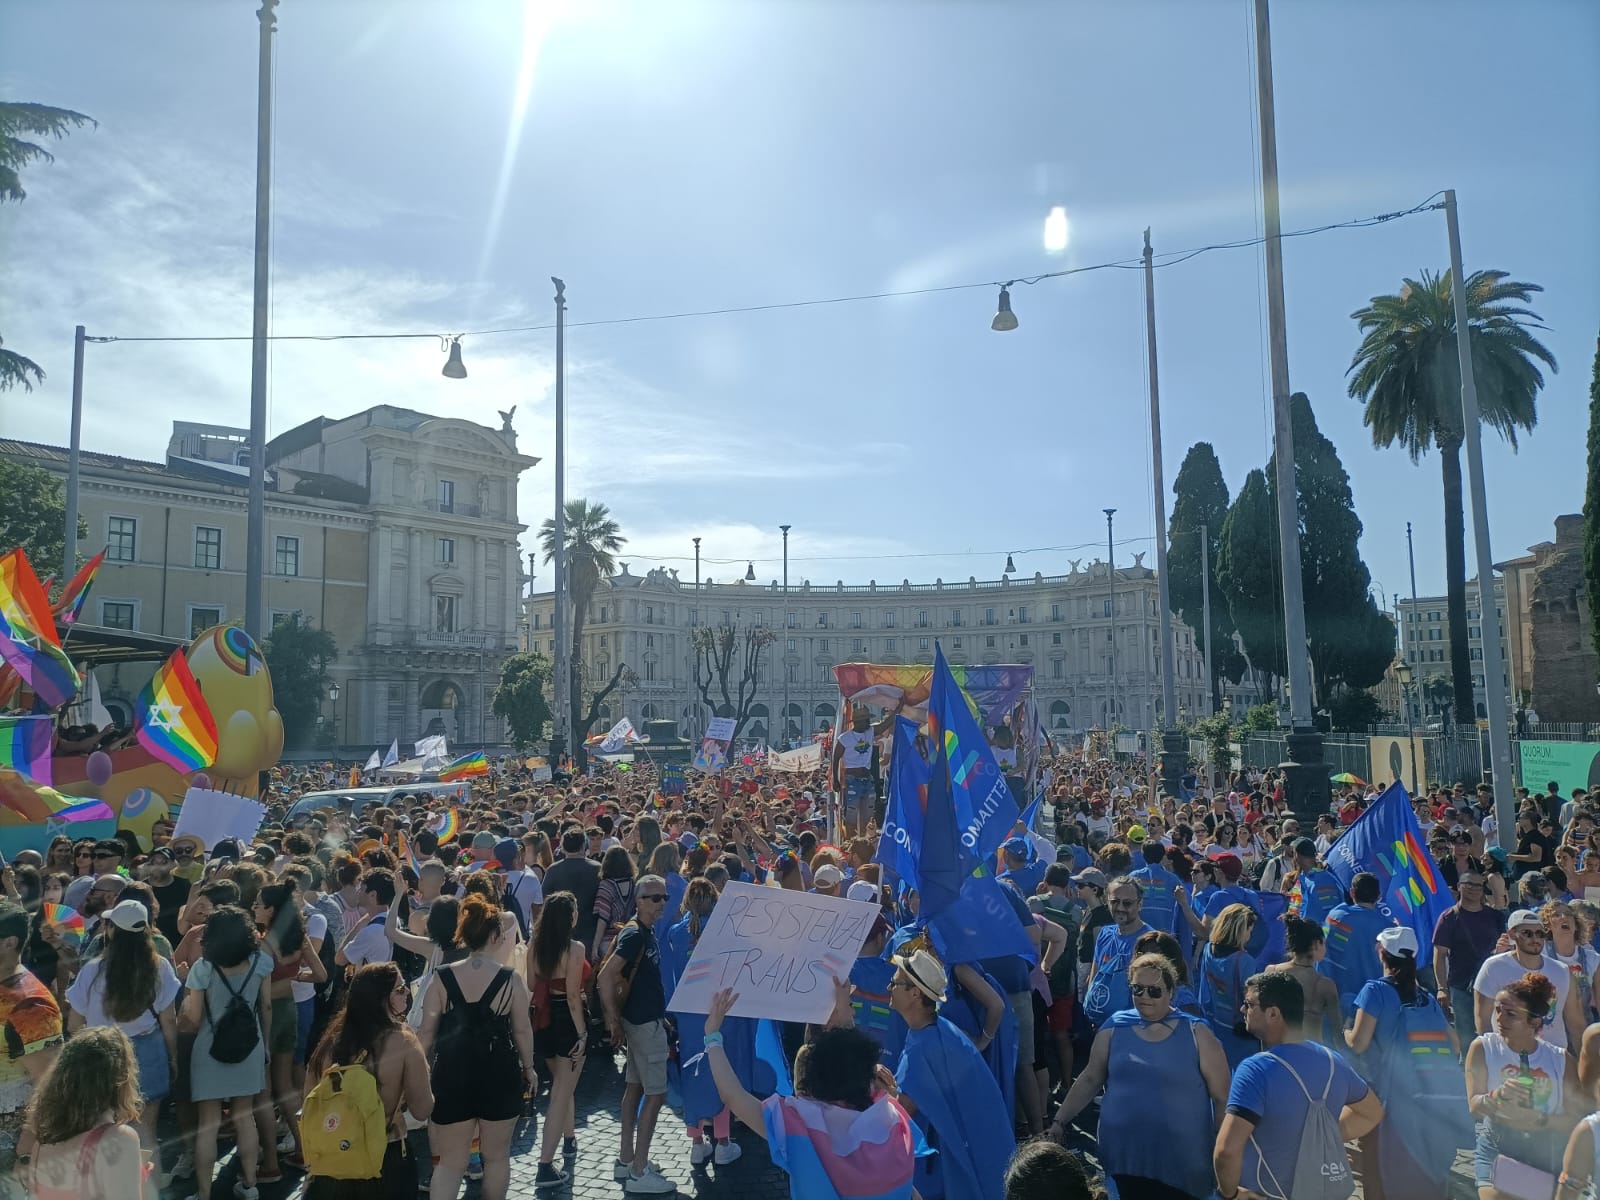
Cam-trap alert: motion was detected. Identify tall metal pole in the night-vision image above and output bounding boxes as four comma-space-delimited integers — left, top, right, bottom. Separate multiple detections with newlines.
1143, 230, 1184, 795
1104, 508, 1117, 733
243, 0, 278, 643
1200, 522, 1214, 717
63, 325, 86, 584
1443, 189, 1515, 849
1251, 0, 1323, 814
1406, 521, 1420, 724
692, 536, 701, 740
551, 277, 568, 760
781, 524, 791, 746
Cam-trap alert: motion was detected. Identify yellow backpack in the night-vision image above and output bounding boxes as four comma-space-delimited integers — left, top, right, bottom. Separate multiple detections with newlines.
301, 1055, 387, 1180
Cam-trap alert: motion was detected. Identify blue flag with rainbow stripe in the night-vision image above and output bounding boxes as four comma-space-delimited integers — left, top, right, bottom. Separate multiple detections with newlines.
1324, 781, 1451, 962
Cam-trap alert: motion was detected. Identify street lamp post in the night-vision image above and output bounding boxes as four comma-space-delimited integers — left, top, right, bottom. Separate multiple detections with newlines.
1395, 659, 1420, 792
692, 536, 701, 739
1104, 508, 1117, 735
243, 0, 279, 642
328, 680, 341, 750
781, 524, 791, 747
551, 278, 568, 763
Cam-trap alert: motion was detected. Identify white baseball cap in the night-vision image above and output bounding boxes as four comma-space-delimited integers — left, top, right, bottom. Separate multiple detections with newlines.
107, 898, 151, 932
846, 880, 879, 904
1375, 925, 1417, 957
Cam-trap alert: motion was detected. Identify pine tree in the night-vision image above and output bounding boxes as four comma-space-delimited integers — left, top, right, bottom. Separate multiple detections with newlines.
1216, 468, 1285, 685
1265, 393, 1396, 695
1167, 442, 1246, 707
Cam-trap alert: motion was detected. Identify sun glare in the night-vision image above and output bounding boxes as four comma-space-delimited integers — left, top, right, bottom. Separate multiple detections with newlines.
1043, 205, 1070, 254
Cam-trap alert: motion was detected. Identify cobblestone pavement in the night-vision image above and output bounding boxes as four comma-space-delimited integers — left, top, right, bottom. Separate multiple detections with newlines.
167, 1049, 790, 1200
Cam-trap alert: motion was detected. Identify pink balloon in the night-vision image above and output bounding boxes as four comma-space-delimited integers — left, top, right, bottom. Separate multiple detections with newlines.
86, 751, 113, 787
192, 773, 212, 791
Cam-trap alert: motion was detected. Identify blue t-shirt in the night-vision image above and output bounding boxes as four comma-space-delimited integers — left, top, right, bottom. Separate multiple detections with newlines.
1295, 868, 1344, 926
1227, 1042, 1368, 1196
1321, 902, 1393, 1017
980, 878, 1036, 994
1085, 921, 1155, 1027
1129, 863, 1182, 937
1000, 860, 1046, 900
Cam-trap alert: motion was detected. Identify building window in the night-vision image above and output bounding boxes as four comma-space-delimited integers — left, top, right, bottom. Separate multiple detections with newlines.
953, 637, 962, 649
188, 606, 221, 639
1051, 603, 1062, 622
438, 537, 455, 563
984, 607, 995, 626
1052, 631, 1062, 645
107, 516, 137, 562
194, 526, 221, 570
817, 613, 829, 628
884, 637, 896, 652
785, 610, 797, 629
1017, 606, 1029, 623
986, 635, 996, 648
917, 610, 929, 627
1103, 599, 1113, 617
438, 480, 455, 512
950, 609, 963, 626
645, 660, 656, 681
646, 633, 655, 648
851, 637, 865, 654
645, 605, 654, 624
101, 601, 135, 629
786, 638, 796, 652
1019, 633, 1029, 647
817, 638, 829, 652
850, 611, 862, 629
599, 606, 607, 623
434, 595, 457, 633
274, 535, 300, 577
1428, 628, 1442, 641
786, 663, 797, 683
1052, 658, 1064, 679
532, 613, 540, 629
918, 637, 930, 651
884, 610, 896, 628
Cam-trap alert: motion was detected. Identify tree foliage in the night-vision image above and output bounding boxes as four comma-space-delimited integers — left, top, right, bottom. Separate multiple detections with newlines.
1328, 688, 1384, 732
1264, 393, 1395, 696
1, 102, 94, 393
1241, 702, 1280, 733
0, 458, 86, 572
1348, 268, 1556, 722
1216, 468, 1284, 684
537, 498, 625, 757
491, 652, 554, 751
1168, 442, 1246, 706
1585, 335, 1600, 662
1191, 712, 1234, 775
262, 614, 337, 750
692, 621, 778, 738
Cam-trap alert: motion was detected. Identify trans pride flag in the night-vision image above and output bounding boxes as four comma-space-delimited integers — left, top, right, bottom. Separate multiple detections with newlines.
761, 1094, 916, 1200
135, 650, 219, 774
1325, 781, 1451, 961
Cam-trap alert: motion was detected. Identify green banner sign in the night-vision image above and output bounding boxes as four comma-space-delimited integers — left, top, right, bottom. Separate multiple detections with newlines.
1517, 740, 1600, 796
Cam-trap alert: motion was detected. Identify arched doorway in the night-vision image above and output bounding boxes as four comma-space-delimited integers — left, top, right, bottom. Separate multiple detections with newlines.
747, 703, 769, 743
785, 702, 803, 740
813, 702, 834, 733
1050, 699, 1071, 729
420, 678, 465, 742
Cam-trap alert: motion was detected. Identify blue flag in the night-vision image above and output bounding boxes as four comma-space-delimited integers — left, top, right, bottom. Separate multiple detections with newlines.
918, 709, 965, 922
928, 643, 1020, 864
1019, 792, 1042, 837
875, 717, 927, 885
1324, 781, 1451, 961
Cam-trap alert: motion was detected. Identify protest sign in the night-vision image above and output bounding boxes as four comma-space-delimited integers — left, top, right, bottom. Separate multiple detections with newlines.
768, 742, 824, 773
666, 881, 880, 1023
692, 715, 738, 773
705, 717, 737, 743
660, 762, 686, 795
172, 786, 266, 849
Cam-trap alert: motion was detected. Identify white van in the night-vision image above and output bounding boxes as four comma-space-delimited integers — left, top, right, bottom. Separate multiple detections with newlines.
286, 781, 472, 825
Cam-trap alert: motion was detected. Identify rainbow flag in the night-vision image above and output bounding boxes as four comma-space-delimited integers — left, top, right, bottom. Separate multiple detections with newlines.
0, 549, 81, 708
40, 902, 85, 947
432, 807, 460, 844
52, 548, 106, 625
135, 650, 219, 773
438, 752, 488, 782
0, 715, 52, 784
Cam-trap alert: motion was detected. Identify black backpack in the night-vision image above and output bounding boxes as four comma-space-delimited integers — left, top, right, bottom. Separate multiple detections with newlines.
205, 963, 261, 1064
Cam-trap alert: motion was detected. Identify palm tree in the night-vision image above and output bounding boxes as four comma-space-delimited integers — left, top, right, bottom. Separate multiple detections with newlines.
1347, 269, 1556, 724
538, 499, 625, 754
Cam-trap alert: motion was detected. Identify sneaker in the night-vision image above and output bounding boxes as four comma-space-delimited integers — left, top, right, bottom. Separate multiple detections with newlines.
690, 1142, 712, 1167
277, 1133, 295, 1154
170, 1152, 195, 1180
625, 1165, 678, 1194
713, 1141, 743, 1166
534, 1162, 567, 1189
614, 1157, 634, 1181
233, 1185, 260, 1200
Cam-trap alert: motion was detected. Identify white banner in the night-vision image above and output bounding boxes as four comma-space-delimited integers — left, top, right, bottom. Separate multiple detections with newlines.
767, 742, 824, 773
704, 716, 737, 743
665, 882, 880, 1023
172, 786, 266, 850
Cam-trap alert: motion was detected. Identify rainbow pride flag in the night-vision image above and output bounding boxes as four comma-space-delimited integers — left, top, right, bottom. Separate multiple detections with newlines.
0, 715, 52, 784
52, 548, 106, 625
432, 807, 460, 844
135, 650, 219, 774
0, 549, 81, 708
438, 752, 488, 782
41, 902, 85, 947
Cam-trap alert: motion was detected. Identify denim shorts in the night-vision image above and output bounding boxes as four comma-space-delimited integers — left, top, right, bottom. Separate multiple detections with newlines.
843, 777, 874, 820
294, 997, 315, 1064
132, 1025, 170, 1103
1472, 1117, 1564, 1185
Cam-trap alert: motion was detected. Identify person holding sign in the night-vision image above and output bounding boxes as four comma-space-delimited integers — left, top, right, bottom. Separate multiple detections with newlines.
890, 946, 1014, 1200
699, 984, 917, 1200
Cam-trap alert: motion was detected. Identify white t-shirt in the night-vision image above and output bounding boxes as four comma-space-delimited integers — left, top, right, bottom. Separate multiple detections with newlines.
1472, 951, 1573, 1049
503, 869, 544, 931
343, 912, 392, 968
836, 730, 873, 769
67, 955, 182, 1037
291, 911, 329, 1003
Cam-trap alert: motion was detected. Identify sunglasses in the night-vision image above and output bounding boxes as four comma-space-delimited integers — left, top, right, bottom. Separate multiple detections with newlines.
889, 978, 919, 992
639, 894, 668, 903
1515, 929, 1547, 939
1129, 984, 1166, 999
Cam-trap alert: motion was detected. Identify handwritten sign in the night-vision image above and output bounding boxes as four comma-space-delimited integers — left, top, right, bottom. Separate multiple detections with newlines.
705, 717, 737, 743
660, 762, 686, 795
666, 881, 881, 1023
171, 786, 266, 849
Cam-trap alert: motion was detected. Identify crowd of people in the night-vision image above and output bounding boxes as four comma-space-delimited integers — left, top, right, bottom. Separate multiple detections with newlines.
1, 743, 1598, 1200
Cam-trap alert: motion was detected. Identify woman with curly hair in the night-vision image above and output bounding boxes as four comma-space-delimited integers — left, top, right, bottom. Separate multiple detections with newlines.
303, 962, 432, 1199
253, 881, 326, 1169
64, 897, 180, 1160
22, 1026, 144, 1200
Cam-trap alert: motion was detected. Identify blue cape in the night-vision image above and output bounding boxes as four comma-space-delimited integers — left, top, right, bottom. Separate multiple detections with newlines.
896, 1018, 1014, 1200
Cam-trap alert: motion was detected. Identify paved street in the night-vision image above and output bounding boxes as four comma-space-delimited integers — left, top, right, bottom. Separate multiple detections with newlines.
172, 1049, 789, 1200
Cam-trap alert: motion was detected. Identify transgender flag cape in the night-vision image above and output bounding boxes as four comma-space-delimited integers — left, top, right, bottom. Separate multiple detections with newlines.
761, 1093, 916, 1200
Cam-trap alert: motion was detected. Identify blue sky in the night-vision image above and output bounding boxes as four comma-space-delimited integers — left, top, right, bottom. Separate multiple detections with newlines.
3, 0, 1596, 611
